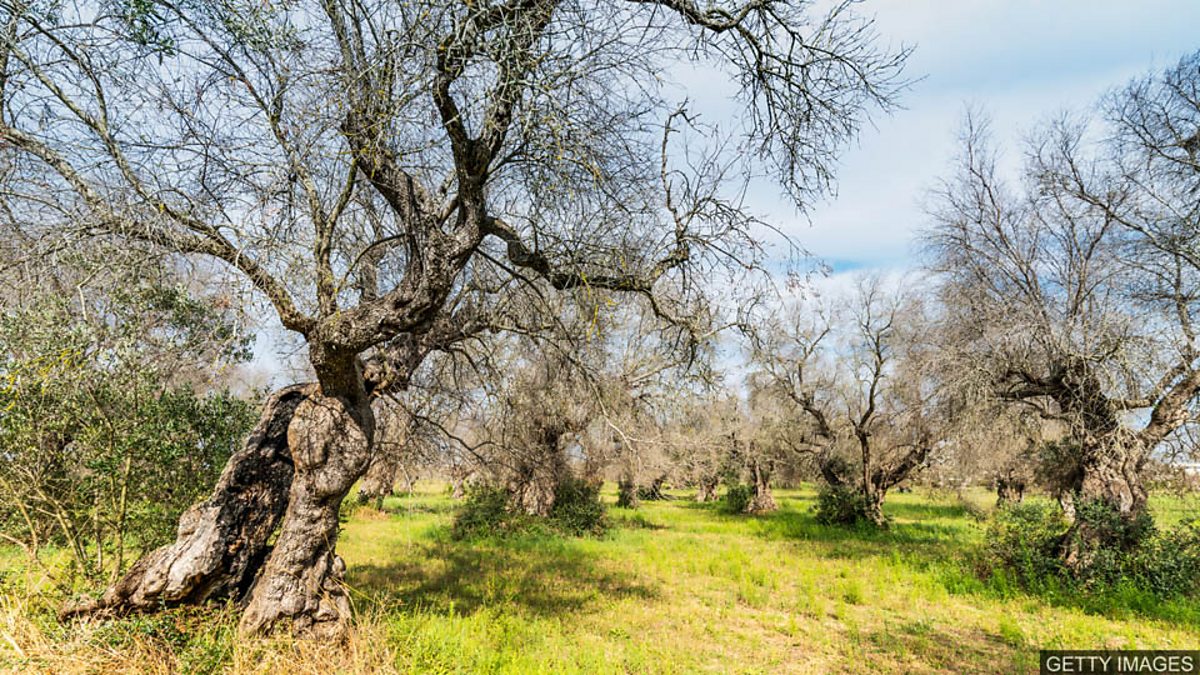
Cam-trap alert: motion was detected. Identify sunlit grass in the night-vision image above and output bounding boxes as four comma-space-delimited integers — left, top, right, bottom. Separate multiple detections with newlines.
1, 483, 1197, 673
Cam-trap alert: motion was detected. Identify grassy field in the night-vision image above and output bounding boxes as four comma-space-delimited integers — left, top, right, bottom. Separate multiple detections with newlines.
1, 484, 1198, 674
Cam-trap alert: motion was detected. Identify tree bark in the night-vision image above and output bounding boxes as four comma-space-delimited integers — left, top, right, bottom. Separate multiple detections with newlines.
507, 428, 568, 517
237, 392, 374, 638
694, 474, 719, 502
357, 407, 412, 508
746, 460, 777, 513
1058, 491, 1077, 524
449, 466, 471, 500
863, 490, 887, 527
61, 384, 312, 620
995, 471, 1026, 507
616, 475, 639, 509
638, 473, 670, 501
1060, 436, 1149, 570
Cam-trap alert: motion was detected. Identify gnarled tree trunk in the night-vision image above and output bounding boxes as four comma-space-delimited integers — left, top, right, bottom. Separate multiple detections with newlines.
863, 490, 887, 527
746, 459, 777, 513
1060, 435, 1149, 570
357, 453, 398, 510
638, 473, 670, 501
238, 392, 375, 638
449, 464, 472, 500
995, 472, 1026, 507
357, 408, 412, 508
61, 384, 313, 620
507, 427, 569, 517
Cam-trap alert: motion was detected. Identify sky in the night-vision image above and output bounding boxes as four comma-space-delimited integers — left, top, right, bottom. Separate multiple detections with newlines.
246, 1, 1200, 385
790, 0, 1200, 276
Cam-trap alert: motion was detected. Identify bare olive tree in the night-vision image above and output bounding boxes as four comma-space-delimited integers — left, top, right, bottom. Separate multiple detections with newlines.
0, 0, 906, 635
751, 277, 944, 526
926, 52, 1200, 564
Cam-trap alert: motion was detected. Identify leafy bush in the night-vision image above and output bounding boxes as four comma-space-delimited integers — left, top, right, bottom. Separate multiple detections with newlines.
1124, 519, 1200, 597
451, 485, 515, 539
814, 485, 875, 526
977, 501, 1067, 585
974, 500, 1200, 601
1067, 497, 1155, 558
549, 478, 608, 535
0, 279, 256, 579
451, 478, 607, 539
720, 483, 753, 514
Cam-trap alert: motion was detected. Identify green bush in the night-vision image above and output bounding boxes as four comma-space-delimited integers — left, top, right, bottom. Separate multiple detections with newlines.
451, 478, 608, 539
1126, 519, 1200, 597
977, 501, 1067, 585
451, 485, 516, 539
549, 478, 608, 536
720, 483, 753, 514
974, 500, 1200, 602
814, 485, 875, 527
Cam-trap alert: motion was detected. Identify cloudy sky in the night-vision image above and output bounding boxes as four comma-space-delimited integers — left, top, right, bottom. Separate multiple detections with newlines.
791, 0, 1200, 275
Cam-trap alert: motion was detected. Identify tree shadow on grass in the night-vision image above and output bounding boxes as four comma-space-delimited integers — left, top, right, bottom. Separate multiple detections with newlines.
347, 534, 657, 619
859, 623, 1028, 674
675, 498, 978, 570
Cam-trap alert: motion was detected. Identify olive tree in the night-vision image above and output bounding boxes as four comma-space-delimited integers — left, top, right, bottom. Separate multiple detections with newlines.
750, 277, 945, 526
926, 53, 1200, 565
0, 0, 906, 635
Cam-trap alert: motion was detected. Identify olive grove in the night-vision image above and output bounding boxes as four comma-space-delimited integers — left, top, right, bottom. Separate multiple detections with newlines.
0, 0, 906, 636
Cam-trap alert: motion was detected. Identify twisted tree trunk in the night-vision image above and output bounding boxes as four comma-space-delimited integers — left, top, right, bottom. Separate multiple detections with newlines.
357, 408, 412, 508
357, 442, 402, 510
1060, 436, 1149, 570
746, 459, 777, 513
238, 392, 374, 638
995, 472, 1026, 507
61, 384, 312, 619
449, 465, 472, 500
639, 473, 671, 501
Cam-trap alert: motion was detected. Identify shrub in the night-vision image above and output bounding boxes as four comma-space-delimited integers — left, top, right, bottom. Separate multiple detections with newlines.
977, 501, 1067, 585
1067, 497, 1155, 557
451, 485, 516, 539
814, 485, 875, 527
451, 478, 607, 539
548, 478, 608, 536
974, 500, 1200, 602
1126, 519, 1200, 598
720, 483, 753, 514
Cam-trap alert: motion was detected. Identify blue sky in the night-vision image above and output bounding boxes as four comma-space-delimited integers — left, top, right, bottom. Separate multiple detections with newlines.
791, 0, 1200, 274
246, 2, 1200, 385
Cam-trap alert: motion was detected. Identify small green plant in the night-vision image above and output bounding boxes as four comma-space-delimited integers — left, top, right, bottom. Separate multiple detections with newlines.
720, 483, 753, 514
814, 485, 875, 527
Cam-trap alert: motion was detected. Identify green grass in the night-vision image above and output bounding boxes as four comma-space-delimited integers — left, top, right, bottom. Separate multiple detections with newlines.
2, 484, 1199, 674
